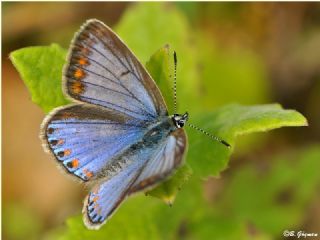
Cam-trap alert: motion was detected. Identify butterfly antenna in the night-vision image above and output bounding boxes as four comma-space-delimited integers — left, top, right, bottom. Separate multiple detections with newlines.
187, 122, 231, 148
173, 51, 178, 114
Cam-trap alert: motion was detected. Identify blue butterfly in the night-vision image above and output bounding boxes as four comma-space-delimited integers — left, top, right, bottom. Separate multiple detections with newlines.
41, 19, 229, 229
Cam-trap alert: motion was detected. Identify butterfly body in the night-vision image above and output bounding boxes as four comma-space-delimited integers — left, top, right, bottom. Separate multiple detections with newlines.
94, 115, 179, 181
41, 19, 188, 229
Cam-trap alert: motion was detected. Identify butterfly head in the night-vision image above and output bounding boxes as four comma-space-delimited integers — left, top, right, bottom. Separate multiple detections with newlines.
172, 112, 189, 128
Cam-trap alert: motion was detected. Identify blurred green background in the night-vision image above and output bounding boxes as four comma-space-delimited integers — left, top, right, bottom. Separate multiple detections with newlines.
2, 2, 320, 240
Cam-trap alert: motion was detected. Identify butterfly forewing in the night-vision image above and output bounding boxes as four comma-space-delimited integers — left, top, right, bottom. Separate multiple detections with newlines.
64, 19, 168, 121
42, 104, 146, 181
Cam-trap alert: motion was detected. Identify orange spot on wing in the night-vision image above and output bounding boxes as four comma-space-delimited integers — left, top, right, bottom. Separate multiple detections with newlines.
92, 196, 99, 202
71, 81, 85, 94
78, 58, 88, 65
72, 159, 79, 168
83, 169, 93, 179
64, 149, 71, 156
86, 171, 93, 178
74, 69, 85, 79
57, 139, 65, 145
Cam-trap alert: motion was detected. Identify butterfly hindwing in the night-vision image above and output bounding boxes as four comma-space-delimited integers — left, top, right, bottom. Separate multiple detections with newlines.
41, 104, 146, 181
64, 19, 167, 121
130, 128, 187, 193
83, 128, 169, 228
83, 159, 144, 229
83, 128, 187, 229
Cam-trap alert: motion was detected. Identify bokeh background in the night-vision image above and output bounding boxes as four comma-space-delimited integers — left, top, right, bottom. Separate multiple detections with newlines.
2, 2, 320, 240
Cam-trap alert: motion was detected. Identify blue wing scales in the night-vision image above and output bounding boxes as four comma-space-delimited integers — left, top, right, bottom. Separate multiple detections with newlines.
42, 104, 145, 181
84, 159, 144, 229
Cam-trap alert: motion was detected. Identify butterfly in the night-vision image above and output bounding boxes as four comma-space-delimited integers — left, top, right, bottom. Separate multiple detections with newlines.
41, 19, 230, 229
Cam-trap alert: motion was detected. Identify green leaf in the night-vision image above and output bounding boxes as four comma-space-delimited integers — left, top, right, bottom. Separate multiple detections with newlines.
187, 104, 308, 177
9, 44, 70, 113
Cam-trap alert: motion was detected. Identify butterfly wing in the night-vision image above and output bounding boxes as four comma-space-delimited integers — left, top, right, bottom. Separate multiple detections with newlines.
41, 104, 146, 181
83, 128, 165, 228
130, 128, 187, 193
83, 128, 187, 229
64, 19, 168, 121
83, 159, 145, 229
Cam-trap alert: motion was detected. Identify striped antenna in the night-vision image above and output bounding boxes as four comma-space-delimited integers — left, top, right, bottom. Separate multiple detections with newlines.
173, 51, 178, 114
187, 122, 231, 148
